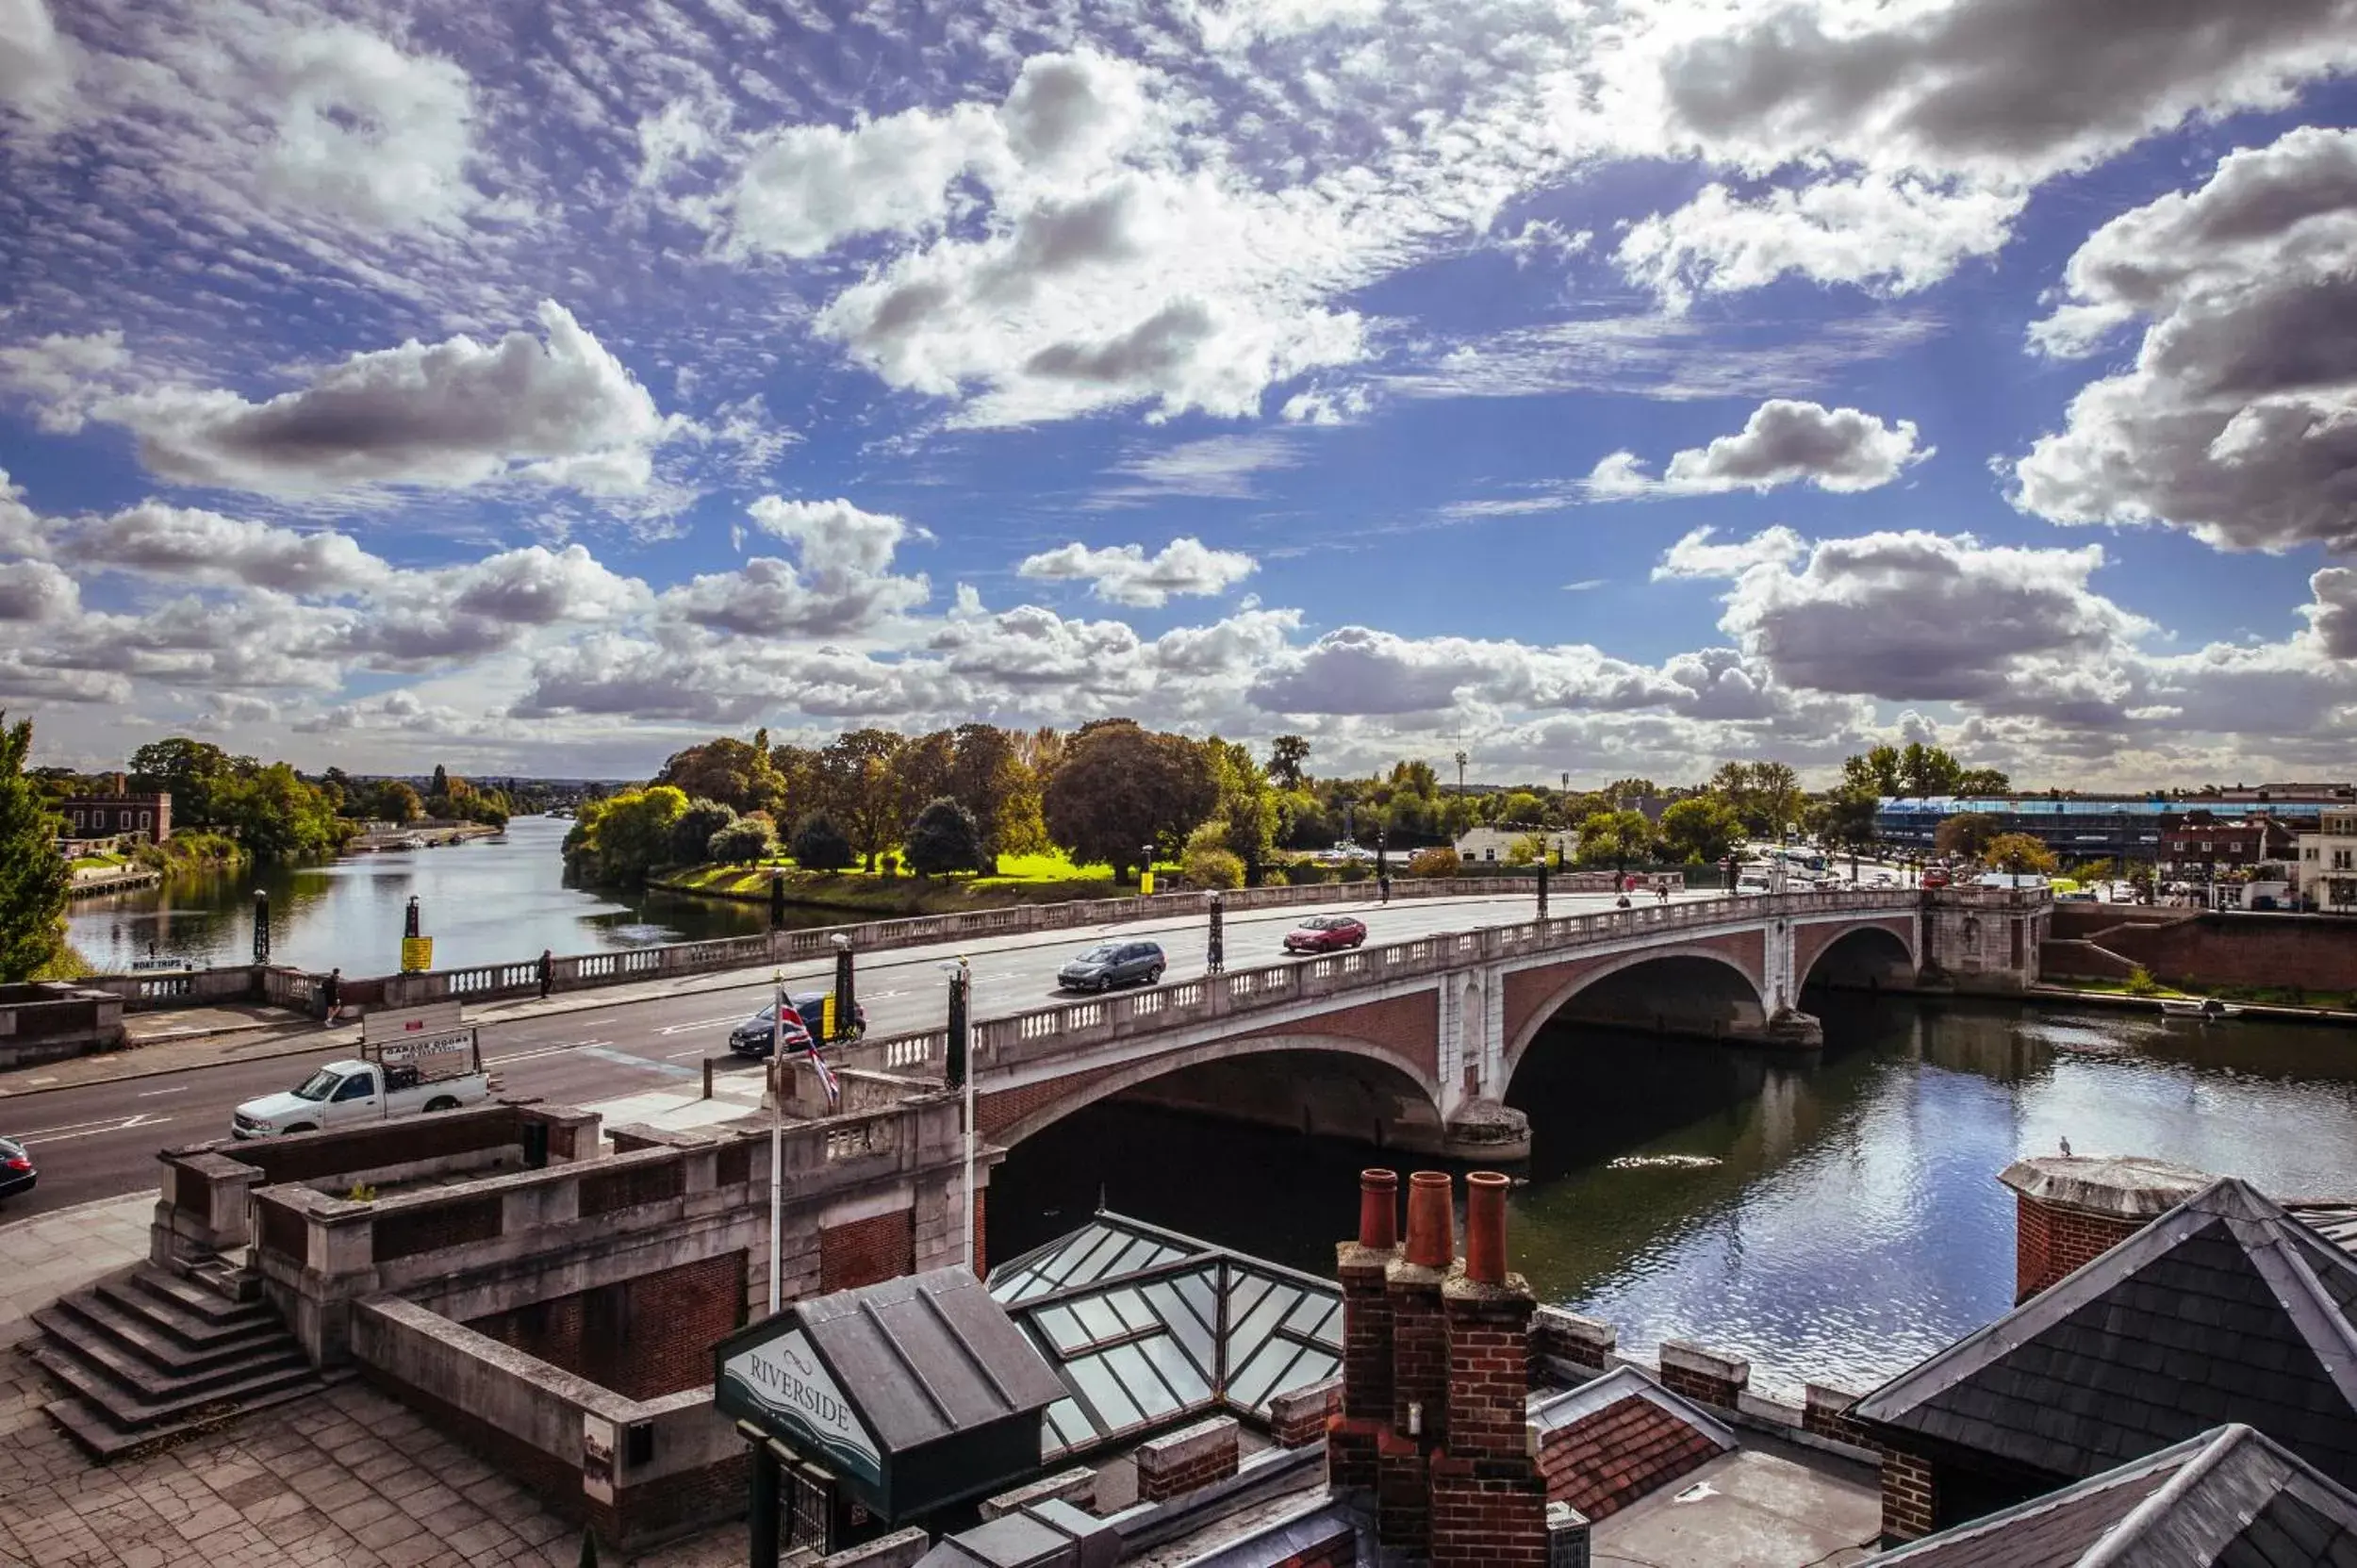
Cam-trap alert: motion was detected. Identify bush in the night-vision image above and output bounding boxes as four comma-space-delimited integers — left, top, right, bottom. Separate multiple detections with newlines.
1183, 845, 1245, 889
2125, 966, 2160, 997
882, 852, 900, 877
905, 797, 984, 877
1283, 860, 1331, 885
1407, 847, 1459, 878
792, 814, 854, 872
670, 798, 737, 865
707, 818, 777, 865
1340, 861, 1372, 883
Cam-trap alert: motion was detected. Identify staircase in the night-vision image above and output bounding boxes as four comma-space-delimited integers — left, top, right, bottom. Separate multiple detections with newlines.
25, 1261, 336, 1461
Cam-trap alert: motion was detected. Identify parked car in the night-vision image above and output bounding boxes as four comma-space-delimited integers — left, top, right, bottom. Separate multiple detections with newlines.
1921, 867, 1952, 889
1057, 940, 1166, 992
729, 993, 867, 1057
0, 1135, 35, 1204
1284, 915, 1368, 954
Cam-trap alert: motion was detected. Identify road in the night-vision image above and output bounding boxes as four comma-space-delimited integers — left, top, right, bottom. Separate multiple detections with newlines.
0, 888, 1710, 1220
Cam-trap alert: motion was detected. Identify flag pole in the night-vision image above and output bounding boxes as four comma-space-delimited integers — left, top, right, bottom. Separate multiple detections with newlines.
768, 967, 783, 1316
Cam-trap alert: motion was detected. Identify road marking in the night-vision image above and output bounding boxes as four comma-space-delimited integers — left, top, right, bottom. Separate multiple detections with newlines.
664, 1048, 710, 1060
655, 1015, 745, 1037
579, 1046, 696, 1081
136, 1085, 189, 1098
15, 1112, 174, 1143
486, 1038, 612, 1065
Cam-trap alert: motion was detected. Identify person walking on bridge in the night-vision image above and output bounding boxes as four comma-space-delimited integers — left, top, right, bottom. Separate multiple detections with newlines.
319, 967, 340, 1028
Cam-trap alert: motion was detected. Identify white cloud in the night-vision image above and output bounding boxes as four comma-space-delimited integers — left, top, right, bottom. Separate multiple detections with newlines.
0, 556, 75, 620
662, 495, 931, 637
1591, 400, 1929, 497
1017, 537, 1258, 607
258, 22, 480, 230
1653, 525, 1806, 581
1095, 434, 1301, 504
712, 102, 997, 259
0, 330, 127, 432
0, 0, 76, 131
98, 303, 679, 498
68, 503, 387, 594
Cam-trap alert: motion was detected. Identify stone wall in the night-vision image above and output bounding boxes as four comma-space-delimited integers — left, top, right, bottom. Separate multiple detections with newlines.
0, 982, 125, 1067
2046, 907, 2357, 992
466, 1250, 747, 1401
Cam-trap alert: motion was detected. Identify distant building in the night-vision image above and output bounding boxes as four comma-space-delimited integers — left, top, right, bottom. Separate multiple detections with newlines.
1876, 793, 2344, 864
1454, 825, 1573, 864
2296, 808, 2357, 913
2156, 810, 2296, 876
58, 776, 171, 843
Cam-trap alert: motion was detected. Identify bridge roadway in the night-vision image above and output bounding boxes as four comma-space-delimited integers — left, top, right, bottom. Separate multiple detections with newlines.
0, 887, 1720, 1219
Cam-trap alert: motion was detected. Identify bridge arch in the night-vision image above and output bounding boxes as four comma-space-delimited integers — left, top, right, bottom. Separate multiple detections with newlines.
986, 1032, 1447, 1150
1502, 944, 1769, 1085
1798, 922, 1918, 992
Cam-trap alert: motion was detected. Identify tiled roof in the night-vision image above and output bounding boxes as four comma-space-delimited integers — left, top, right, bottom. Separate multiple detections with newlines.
1877, 1424, 2357, 1566
1853, 1179, 2357, 1490
1530, 1366, 1732, 1522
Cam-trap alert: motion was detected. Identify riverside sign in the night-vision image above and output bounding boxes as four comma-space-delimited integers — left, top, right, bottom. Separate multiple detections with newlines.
716, 1326, 883, 1490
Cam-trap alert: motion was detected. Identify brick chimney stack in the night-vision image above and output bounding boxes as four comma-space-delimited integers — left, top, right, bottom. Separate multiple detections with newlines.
1430, 1170, 1547, 1567
1330, 1168, 1400, 1494
1377, 1171, 1455, 1551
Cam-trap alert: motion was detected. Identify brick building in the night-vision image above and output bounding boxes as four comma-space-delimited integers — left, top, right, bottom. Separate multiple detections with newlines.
58, 776, 172, 843
2297, 808, 2357, 913
2156, 810, 2295, 877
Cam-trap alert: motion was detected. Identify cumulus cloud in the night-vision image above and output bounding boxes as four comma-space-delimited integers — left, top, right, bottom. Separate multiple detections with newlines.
712, 102, 997, 259
1018, 537, 1258, 607
1591, 400, 1929, 497
2304, 567, 2357, 660
258, 22, 480, 229
97, 302, 678, 497
0, 330, 128, 432
0, 557, 75, 620
0, 0, 76, 131
2014, 127, 2357, 553
68, 503, 387, 593
1247, 626, 1689, 718
356, 545, 648, 667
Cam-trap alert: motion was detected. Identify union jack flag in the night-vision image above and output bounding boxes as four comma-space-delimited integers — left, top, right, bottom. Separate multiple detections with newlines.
777, 987, 840, 1108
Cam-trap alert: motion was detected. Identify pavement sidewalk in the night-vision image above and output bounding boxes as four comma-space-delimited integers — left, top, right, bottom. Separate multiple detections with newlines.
0, 1191, 155, 1348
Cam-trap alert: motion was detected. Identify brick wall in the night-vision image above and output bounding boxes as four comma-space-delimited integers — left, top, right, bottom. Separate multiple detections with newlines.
375, 1195, 503, 1262
2013, 1193, 2142, 1302
1656, 1343, 1749, 1412
819, 1208, 915, 1293
467, 1251, 747, 1401
1428, 1461, 1549, 1568
1388, 1263, 1448, 1446
1880, 1444, 1937, 1542
971, 1186, 986, 1279
1270, 1380, 1339, 1447
1502, 928, 1767, 1052
979, 1064, 1122, 1141
1272, 1527, 1358, 1567
1800, 1385, 1883, 1454
1136, 1417, 1241, 1501
1443, 1289, 1532, 1463
1230, 992, 1442, 1081
1530, 1308, 1615, 1374
2045, 909, 2357, 992
1332, 1243, 1394, 1492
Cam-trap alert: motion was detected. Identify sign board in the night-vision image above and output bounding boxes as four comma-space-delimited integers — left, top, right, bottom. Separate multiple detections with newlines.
1139, 869, 1154, 897
365, 1027, 478, 1073
718, 1328, 883, 1491
363, 1001, 465, 1042
581, 1414, 616, 1505
400, 936, 434, 973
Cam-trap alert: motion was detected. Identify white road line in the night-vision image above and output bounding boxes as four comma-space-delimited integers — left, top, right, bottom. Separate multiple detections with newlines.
664, 1048, 709, 1060
136, 1085, 189, 1098
655, 1015, 746, 1037
486, 1038, 612, 1065
16, 1112, 174, 1142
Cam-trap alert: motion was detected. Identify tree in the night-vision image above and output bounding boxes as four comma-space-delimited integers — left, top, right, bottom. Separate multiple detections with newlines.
1407, 847, 1459, 877
1657, 797, 1743, 865
1604, 777, 1658, 801
654, 738, 778, 817
1041, 720, 1217, 882
564, 786, 688, 884
1203, 736, 1277, 875
946, 724, 1022, 871
706, 817, 777, 865
1897, 742, 1964, 798
1983, 834, 2058, 875
1268, 734, 1311, 790
1707, 761, 1802, 837
904, 798, 984, 877
0, 713, 69, 982
669, 798, 738, 865
370, 780, 424, 823
128, 737, 239, 826
1841, 746, 1903, 796
1814, 785, 1882, 869
430, 764, 450, 798
893, 730, 958, 845
1575, 809, 1656, 873
792, 813, 854, 872
816, 729, 908, 872
1954, 767, 2012, 796
1934, 811, 2000, 860
1182, 844, 1245, 889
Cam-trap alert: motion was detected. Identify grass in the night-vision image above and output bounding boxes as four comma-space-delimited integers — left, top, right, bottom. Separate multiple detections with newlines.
651, 847, 1158, 915
70, 851, 132, 872
2052, 974, 2357, 1012
134, 831, 249, 873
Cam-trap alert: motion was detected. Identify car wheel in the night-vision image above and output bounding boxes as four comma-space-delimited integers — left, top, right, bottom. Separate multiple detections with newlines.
425, 1097, 459, 1113
285, 1124, 317, 1135
1146, 966, 1163, 985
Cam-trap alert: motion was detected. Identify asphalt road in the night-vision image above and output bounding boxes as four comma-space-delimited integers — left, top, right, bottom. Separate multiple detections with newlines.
0, 888, 1712, 1219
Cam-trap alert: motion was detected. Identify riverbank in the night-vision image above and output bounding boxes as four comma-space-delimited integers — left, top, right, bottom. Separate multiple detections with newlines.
2025, 980, 2357, 1029
133, 831, 248, 876
647, 862, 1130, 916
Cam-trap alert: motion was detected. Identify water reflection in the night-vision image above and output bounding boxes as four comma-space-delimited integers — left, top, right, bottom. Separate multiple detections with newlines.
62, 816, 822, 973
989, 993, 2357, 1399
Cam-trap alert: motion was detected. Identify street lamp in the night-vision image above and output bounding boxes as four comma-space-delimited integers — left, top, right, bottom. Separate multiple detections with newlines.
829, 933, 856, 1043
251, 888, 271, 966
1207, 893, 1225, 975
940, 959, 976, 1275
767, 967, 785, 1314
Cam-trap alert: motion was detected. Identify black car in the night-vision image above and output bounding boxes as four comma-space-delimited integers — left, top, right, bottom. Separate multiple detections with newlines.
0, 1136, 36, 1204
728, 993, 867, 1057
1057, 940, 1166, 993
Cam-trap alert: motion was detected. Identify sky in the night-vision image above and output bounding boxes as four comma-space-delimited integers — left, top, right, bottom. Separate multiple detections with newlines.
1, 0, 2353, 788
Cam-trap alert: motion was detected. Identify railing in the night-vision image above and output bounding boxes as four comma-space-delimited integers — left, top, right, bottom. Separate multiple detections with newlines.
836, 887, 1944, 1080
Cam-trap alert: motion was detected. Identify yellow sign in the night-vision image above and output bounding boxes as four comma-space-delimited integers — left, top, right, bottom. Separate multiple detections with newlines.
400, 936, 434, 973
820, 994, 837, 1042
1140, 869, 1155, 897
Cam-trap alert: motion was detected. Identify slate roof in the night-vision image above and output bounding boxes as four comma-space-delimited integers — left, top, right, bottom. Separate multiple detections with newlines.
1530, 1365, 1733, 1522
794, 1266, 1068, 1456
1853, 1179, 2357, 1490
1877, 1424, 2357, 1567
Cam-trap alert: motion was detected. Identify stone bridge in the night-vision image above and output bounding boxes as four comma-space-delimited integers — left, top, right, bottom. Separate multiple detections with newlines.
833, 889, 2048, 1162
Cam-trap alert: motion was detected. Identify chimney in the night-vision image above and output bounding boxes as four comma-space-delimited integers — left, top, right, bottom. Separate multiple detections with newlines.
1329, 1169, 1399, 1494
1378, 1172, 1454, 1552
1432, 1168, 1547, 1568
1996, 1155, 2205, 1302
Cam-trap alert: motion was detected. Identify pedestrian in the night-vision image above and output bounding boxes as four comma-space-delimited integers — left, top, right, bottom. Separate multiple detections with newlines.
1656, 881, 1670, 905
320, 966, 341, 1028
1377, 871, 1391, 905
537, 948, 553, 999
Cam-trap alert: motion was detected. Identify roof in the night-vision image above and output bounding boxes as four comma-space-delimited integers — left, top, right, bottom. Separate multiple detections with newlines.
1532, 1367, 1731, 1522
791, 1267, 1068, 1456
1877, 1424, 2357, 1566
1853, 1179, 2357, 1489
990, 1213, 1343, 1462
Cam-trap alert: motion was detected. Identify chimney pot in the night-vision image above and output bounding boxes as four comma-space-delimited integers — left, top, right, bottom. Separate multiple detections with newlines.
1358, 1168, 1399, 1250
1465, 1170, 1509, 1283
1405, 1170, 1453, 1268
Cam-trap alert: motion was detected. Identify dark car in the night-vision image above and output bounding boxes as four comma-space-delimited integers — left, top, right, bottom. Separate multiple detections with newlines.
1057, 940, 1165, 993
729, 993, 866, 1057
1283, 915, 1368, 954
0, 1135, 36, 1204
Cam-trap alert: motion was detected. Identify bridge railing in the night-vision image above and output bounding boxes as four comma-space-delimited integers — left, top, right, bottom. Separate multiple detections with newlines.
836, 887, 1932, 1081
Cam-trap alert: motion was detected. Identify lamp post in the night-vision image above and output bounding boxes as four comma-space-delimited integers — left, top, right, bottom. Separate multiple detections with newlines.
830, 933, 856, 1042
251, 889, 270, 966
1376, 830, 1390, 905
1207, 893, 1225, 975
404, 895, 420, 940
767, 967, 784, 1314
1536, 847, 1549, 920
941, 959, 975, 1275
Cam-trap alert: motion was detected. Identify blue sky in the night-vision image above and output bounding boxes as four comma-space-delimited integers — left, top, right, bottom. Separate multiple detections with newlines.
1, 0, 2353, 785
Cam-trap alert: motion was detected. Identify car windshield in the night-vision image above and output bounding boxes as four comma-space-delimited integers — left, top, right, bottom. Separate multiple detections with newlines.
292, 1069, 339, 1101
1077, 945, 1119, 963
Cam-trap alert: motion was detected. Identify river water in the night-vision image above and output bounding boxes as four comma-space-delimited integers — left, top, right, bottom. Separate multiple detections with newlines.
65, 816, 781, 974
988, 994, 2357, 1398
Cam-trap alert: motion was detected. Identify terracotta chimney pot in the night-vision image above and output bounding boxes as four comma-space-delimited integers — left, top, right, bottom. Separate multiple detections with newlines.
1465, 1171, 1509, 1283
1359, 1168, 1399, 1250
1405, 1171, 1454, 1268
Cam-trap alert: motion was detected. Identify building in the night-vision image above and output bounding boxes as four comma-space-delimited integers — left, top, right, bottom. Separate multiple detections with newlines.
1452, 825, 1572, 865
2298, 808, 2357, 913
1875, 794, 2344, 865
2156, 810, 2297, 876
58, 776, 171, 843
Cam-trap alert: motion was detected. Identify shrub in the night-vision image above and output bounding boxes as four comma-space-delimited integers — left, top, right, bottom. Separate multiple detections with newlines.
1283, 860, 1331, 885
905, 798, 984, 877
2125, 966, 2159, 997
669, 798, 737, 865
707, 818, 778, 865
792, 814, 854, 872
1407, 847, 1459, 878
882, 851, 900, 877
1182, 845, 1245, 889
1340, 861, 1371, 883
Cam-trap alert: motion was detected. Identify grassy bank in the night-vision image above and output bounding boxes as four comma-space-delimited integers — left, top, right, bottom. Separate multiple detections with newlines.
134, 831, 249, 875
650, 851, 1139, 916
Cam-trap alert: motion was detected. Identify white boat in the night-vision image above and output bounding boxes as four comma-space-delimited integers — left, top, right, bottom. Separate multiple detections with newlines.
2159, 998, 2242, 1019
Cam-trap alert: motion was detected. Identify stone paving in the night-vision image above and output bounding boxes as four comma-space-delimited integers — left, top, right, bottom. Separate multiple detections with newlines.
0, 1196, 153, 1346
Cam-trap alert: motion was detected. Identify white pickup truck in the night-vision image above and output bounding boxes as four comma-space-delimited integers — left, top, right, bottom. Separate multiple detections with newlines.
232, 1004, 497, 1138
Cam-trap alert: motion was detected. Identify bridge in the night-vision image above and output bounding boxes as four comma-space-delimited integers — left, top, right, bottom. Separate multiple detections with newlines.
830, 887, 2048, 1161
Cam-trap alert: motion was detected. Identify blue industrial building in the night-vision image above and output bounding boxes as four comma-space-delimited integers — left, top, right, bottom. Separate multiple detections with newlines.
1873, 796, 2343, 863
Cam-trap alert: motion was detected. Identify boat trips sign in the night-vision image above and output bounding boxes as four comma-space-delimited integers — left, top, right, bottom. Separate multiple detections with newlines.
717, 1327, 883, 1489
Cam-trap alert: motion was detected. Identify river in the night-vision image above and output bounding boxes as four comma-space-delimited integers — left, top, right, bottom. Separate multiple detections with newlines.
64, 816, 790, 974
986, 994, 2357, 1398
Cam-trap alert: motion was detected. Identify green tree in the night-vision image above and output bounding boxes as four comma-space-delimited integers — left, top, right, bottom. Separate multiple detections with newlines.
431, 764, 450, 798
0, 713, 70, 982
669, 798, 738, 865
1934, 811, 2001, 860
946, 723, 1022, 872
1898, 743, 1964, 798
128, 737, 240, 826
1813, 784, 1882, 869
654, 737, 779, 817
1574, 809, 1656, 873
1657, 796, 1743, 865
1841, 746, 1903, 796
816, 729, 908, 872
370, 780, 424, 823
1203, 736, 1277, 875
706, 817, 777, 865
565, 786, 688, 883
904, 797, 983, 876
1268, 734, 1310, 790
1181, 843, 1245, 889
211, 763, 347, 862
1604, 777, 1659, 801
1983, 833, 2058, 875
791, 812, 854, 872
1954, 767, 2012, 796
1042, 720, 1217, 882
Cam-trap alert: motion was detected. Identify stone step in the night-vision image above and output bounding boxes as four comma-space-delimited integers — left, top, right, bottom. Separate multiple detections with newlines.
127, 1264, 273, 1329
92, 1272, 270, 1350
40, 1372, 340, 1463
189, 1260, 261, 1303
41, 1291, 287, 1378
30, 1309, 310, 1407
27, 1334, 319, 1435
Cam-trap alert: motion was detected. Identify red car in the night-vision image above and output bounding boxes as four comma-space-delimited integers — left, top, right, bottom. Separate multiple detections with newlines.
1921, 867, 1952, 889
1284, 915, 1368, 954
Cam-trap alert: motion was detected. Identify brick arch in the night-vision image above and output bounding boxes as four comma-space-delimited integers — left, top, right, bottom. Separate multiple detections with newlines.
981, 1031, 1447, 1148
1794, 918, 1918, 991
1501, 943, 1768, 1082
